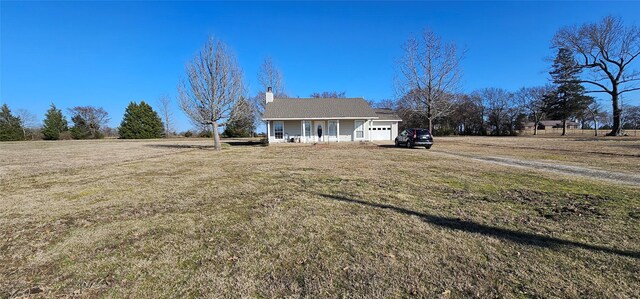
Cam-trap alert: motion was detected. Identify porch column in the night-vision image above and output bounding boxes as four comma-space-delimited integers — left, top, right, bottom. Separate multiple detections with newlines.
368, 120, 372, 142
301, 120, 305, 143
266, 121, 271, 143
336, 120, 340, 142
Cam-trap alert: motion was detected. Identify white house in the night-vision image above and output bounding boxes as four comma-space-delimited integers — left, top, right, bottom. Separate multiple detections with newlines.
262, 88, 402, 143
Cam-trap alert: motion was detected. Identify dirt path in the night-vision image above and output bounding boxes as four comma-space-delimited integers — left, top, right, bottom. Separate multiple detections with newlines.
430, 149, 640, 186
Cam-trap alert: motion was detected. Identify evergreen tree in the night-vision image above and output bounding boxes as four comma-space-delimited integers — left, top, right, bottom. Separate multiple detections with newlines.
545, 48, 593, 136
42, 103, 68, 140
118, 101, 164, 139
0, 104, 24, 141
70, 115, 93, 139
223, 97, 256, 137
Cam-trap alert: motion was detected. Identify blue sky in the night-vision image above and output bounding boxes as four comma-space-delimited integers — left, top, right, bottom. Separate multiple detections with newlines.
2, 1, 639, 132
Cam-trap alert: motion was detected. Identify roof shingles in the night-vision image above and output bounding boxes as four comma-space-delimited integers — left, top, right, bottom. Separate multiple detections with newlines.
262, 98, 379, 120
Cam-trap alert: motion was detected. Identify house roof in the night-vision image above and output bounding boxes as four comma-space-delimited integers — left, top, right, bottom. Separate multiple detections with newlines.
262, 98, 379, 120
373, 108, 402, 121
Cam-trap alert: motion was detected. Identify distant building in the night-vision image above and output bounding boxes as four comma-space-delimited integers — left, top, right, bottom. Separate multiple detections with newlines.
524, 120, 580, 130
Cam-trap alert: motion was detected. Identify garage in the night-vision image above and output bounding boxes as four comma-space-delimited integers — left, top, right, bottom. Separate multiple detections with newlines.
369, 124, 392, 140
369, 109, 402, 141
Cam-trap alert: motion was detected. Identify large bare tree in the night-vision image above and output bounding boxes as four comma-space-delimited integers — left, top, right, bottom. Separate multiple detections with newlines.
396, 29, 464, 132
178, 36, 245, 151
157, 94, 174, 137
552, 16, 640, 136
516, 85, 553, 135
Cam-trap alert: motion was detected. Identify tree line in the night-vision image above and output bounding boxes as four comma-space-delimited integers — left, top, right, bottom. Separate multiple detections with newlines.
392, 15, 639, 136
2, 15, 638, 145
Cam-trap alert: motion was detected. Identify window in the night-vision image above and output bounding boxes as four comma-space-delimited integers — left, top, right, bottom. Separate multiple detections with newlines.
355, 120, 364, 138
303, 121, 311, 138
274, 121, 284, 139
328, 121, 337, 137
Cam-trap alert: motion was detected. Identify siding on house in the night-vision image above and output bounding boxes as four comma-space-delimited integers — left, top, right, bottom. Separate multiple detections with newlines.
268, 119, 372, 143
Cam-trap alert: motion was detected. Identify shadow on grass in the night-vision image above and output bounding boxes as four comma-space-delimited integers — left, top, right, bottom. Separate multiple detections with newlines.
146, 144, 216, 150
375, 144, 399, 149
318, 193, 639, 259
146, 140, 264, 150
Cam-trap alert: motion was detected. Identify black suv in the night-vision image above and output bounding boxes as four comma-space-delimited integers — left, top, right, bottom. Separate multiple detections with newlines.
395, 128, 433, 149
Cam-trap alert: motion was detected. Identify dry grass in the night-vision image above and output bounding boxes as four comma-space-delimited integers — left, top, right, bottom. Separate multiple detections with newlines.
1, 137, 639, 298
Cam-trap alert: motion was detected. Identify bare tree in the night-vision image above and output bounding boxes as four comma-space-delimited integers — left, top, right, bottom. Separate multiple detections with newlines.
257, 56, 286, 98
396, 28, 464, 132
623, 104, 640, 130
178, 36, 245, 151
68, 106, 109, 139
552, 15, 640, 136
586, 99, 604, 136
157, 94, 174, 137
309, 91, 347, 98
475, 88, 515, 135
372, 99, 397, 109
516, 85, 553, 135
16, 109, 38, 140
252, 57, 286, 133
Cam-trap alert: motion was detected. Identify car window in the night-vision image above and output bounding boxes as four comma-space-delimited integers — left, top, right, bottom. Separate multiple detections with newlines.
416, 129, 430, 135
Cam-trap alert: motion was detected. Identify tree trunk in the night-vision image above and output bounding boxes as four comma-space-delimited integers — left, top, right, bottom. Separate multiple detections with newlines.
594, 120, 598, 136
561, 119, 567, 136
533, 119, 538, 136
428, 117, 433, 134
212, 122, 222, 151
607, 92, 622, 136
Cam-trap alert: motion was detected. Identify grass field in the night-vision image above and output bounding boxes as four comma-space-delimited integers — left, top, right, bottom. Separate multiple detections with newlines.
1, 136, 639, 298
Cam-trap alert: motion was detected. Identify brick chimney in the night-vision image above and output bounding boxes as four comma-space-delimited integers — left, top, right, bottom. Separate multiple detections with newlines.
265, 87, 274, 104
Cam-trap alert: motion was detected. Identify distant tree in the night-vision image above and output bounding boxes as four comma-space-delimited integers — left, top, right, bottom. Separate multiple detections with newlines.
310, 91, 347, 98
16, 109, 38, 140
68, 106, 109, 139
252, 57, 287, 132
257, 56, 287, 98
473, 88, 515, 135
118, 101, 164, 139
585, 100, 604, 136
101, 126, 118, 138
552, 16, 640, 136
42, 103, 68, 140
396, 28, 464, 132
178, 36, 246, 151
622, 105, 640, 130
545, 48, 593, 136
450, 93, 485, 135
372, 99, 397, 109
223, 97, 256, 137
0, 104, 24, 141
157, 95, 174, 138
516, 85, 553, 135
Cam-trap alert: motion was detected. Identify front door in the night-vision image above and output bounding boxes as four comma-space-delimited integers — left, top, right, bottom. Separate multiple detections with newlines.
314, 121, 325, 142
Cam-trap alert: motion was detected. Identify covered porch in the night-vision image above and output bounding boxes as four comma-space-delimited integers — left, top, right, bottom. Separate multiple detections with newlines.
266, 119, 373, 143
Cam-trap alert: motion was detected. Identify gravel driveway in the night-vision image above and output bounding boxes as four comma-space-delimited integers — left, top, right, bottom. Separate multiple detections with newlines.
430, 149, 640, 185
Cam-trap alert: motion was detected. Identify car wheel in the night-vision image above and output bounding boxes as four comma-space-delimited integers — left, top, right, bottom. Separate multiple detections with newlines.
395, 139, 399, 147
425, 145, 432, 149
406, 140, 413, 148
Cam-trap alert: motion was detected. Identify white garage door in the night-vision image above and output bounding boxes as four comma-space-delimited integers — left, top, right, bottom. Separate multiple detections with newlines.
370, 125, 392, 140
